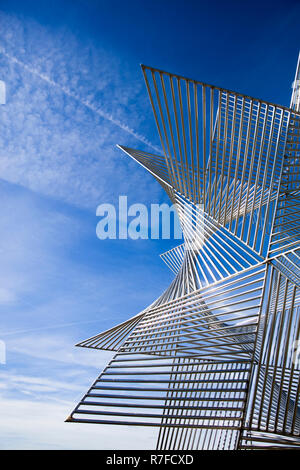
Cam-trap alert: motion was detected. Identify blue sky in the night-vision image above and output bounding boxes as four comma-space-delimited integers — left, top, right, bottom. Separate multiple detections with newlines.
0, 0, 299, 449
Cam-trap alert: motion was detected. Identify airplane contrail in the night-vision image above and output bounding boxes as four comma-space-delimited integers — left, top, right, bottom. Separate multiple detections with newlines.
0, 47, 161, 153
1, 319, 103, 337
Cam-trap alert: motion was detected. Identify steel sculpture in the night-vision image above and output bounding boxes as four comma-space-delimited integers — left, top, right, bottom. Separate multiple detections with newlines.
66, 55, 300, 450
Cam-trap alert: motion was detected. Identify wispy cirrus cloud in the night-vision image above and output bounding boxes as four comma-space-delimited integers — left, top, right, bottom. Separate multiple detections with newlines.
0, 397, 156, 449
5, 332, 114, 369
0, 46, 161, 154
0, 11, 162, 209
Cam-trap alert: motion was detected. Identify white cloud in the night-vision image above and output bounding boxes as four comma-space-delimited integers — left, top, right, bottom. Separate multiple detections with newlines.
0, 11, 162, 210
0, 287, 16, 303
6, 332, 113, 368
0, 372, 85, 395
0, 397, 157, 449
0, 47, 161, 154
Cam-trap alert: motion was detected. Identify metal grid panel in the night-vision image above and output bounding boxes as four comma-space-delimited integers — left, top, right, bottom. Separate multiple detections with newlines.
67, 56, 300, 450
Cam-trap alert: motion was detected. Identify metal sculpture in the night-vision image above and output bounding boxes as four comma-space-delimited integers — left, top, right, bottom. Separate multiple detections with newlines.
66, 55, 300, 450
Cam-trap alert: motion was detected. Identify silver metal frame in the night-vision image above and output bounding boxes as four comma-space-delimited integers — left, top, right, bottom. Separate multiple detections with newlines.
66, 55, 300, 450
